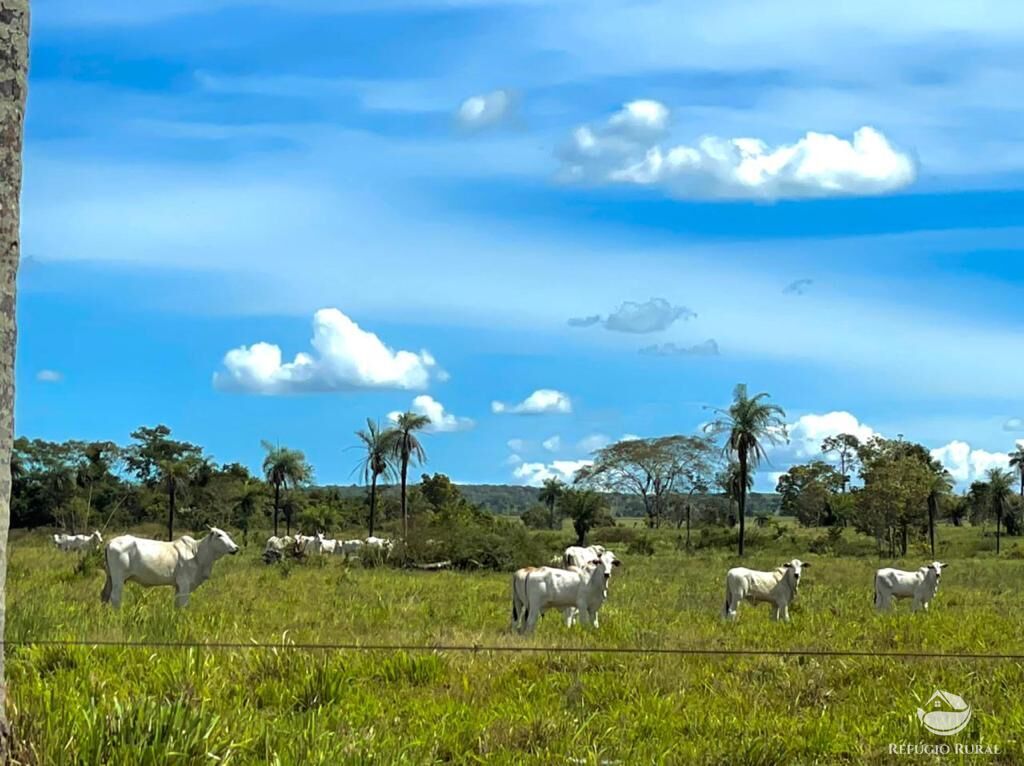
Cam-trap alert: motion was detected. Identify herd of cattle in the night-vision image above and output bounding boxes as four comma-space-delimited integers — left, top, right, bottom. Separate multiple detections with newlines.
50, 528, 950, 628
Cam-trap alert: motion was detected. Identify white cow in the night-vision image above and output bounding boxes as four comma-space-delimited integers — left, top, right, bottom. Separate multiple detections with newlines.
262, 535, 297, 563
305, 532, 341, 556
340, 539, 364, 558
365, 536, 394, 559
511, 556, 614, 634
875, 562, 947, 612
563, 544, 607, 568
54, 530, 103, 552
101, 527, 240, 608
722, 559, 810, 622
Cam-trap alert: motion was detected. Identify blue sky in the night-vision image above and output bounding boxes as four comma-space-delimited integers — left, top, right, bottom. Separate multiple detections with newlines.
18, 0, 1024, 489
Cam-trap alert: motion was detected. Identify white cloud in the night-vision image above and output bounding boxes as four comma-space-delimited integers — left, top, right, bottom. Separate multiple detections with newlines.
1004, 418, 1024, 432
213, 308, 443, 394
388, 395, 474, 433
492, 389, 573, 415
930, 441, 1012, 486
578, 434, 611, 453
560, 103, 915, 201
36, 369, 63, 383
513, 459, 593, 487
786, 411, 879, 461
639, 339, 720, 357
507, 438, 527, 452
456, 89, 517, 130
542, 435, 562, 452
569, 297, 695, 334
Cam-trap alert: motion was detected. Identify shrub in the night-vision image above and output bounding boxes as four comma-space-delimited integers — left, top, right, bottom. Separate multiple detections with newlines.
626, 536, 656, 556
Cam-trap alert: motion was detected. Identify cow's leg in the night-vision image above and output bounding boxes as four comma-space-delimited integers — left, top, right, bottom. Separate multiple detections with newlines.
563, 608, 575, 627
781, 603, 790, 622
770, 603, 780, 621
108, 578, 124, 609
911, 597, 921, 613
174, 578, 191, 608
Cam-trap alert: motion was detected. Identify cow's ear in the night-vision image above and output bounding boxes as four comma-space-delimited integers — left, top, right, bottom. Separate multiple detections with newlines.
783, 563, 793, 568
589, 558, 601, 566
802, 562, 811, 568
939, 562, 948, 569
612, 559, 622, 567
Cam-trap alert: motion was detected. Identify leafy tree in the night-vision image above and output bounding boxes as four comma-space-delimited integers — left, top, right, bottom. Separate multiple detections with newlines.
775, 461, 844, 527
986, 468, 1014, 555
1010, 445, 1024, 498
576, 435, 719, 529
261, 441, 313, 536
822, 434, 861, 492
520, 504, 553, 530
354, 419, 394, 537
125, 426, 204, 541
232, 479, 265, 545
384, 412, 430, 539
705, 384, 787, 556
558, 489, 614, 546
538, 477, 566, 530
926, 469, 954, 557
420, 473, 464, 512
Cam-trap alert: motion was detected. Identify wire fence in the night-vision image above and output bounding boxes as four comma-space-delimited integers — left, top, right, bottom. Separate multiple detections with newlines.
5, 638, 1024, 662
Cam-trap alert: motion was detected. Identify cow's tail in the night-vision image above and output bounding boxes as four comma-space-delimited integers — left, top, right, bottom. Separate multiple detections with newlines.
723, 579, 732, 617
873, 575, 880, 609
511, 575, 520, 625
100, 544, 113, 603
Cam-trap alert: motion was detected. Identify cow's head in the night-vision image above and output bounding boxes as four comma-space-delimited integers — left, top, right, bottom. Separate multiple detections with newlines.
783, 559, 809, 583
208, 526, 240, 555
93, 530, 103, 542
928, 561, 946, 580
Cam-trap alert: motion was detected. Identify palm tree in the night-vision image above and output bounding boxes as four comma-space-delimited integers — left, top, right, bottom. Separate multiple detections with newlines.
232, 479, 265, 545
354, 419, 394, 538
385, 412, 431, 539
986, 468, 1014, 555
705, 384, 787, 557
538, 477, 566, 530
159, 457, 198, 541
0, 4, 29, 753
1010, 445, 1024, 498
261, 441, 313, 536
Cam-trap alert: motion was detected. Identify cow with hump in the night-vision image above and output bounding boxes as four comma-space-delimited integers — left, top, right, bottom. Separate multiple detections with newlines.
101, 527, 240, 608
722, 559, 810, 622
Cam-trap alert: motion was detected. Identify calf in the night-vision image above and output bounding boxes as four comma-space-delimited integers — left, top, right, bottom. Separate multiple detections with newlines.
722, 559, 809, 622
54, 530, 103, 552
511, 556, 614, 635
875, 562, 946, 612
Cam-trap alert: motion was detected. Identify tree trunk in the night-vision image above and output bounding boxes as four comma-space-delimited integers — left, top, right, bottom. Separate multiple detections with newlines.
273, 482, 280, 537
685, 503, 691, 550
927, 494, 936, 558
167, 480, 175, 541
0, 3, 28, 755
900, 522, 908, 557
368, 473, 377, 537
400, 453, 409, 539
548, 500, 556, 531
737, 451, 747, 557
996, 506, 1002, 555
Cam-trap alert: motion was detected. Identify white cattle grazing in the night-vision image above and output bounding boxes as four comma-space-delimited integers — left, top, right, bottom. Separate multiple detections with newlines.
563, 544, 607, 569
365, 536, 394, 559
722, 559, 810, 622
305, 532, 341, 556
340, 539, 364, 558
875, 562, 947, 612
54, 530, 103, 552
101, 527, 240, 608
511, 557, 614, 634
262, 535, 297, 562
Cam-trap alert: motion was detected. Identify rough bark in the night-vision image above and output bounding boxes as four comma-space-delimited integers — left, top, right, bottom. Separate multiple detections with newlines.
737, 451, 747, 557
0, 2, 29, 759
368, 473, 377, 538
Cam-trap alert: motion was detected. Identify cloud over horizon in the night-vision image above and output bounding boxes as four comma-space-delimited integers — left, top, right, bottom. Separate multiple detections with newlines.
492, 389, 573, 416
213, 308, 443, 394
560, 101, 915, 201
569, 297, 696, 334
388, 395, 474, 433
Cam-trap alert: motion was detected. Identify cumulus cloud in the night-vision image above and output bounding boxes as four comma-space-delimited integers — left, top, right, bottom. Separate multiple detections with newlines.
456, 89, 517, 130
213, 308, 443, 394
507, 438, 527, 453
569, 297, 695, 334
492, 389, 572, 415
36, 369, 63, 383
930, 441, 1012, 485
1004, 418, 1024, 432
387, 395, 474, 433
578, 434, 611, 453
542, 435, 562, 452
640, 339, 720, 357
513, 459, 593, 487
783, 279, 814, 296
560, 102, 915, 201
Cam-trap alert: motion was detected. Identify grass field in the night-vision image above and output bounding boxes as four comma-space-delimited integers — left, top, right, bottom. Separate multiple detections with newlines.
6, 524, 1024, 764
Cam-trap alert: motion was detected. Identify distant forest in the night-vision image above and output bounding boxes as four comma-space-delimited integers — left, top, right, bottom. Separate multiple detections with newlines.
325, 483, 782, 518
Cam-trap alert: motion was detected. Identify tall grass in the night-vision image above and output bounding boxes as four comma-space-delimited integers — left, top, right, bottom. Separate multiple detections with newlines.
6, 525, 1024, 764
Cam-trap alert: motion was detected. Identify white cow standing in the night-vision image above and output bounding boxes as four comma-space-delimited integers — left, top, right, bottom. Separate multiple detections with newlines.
101, 527, 240, 608
561, 546, 621, 626
365, 536, 394, 560
54, 530, 103, 552
722, 559, 810, 622
511, 556, 614, 634
262, 535, 297, 563
875, 562, 946, 612
339, 539, 364, 559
